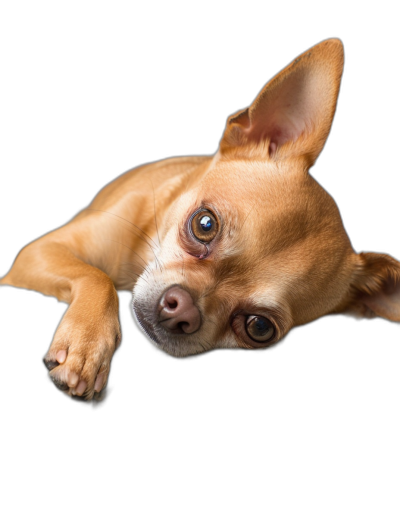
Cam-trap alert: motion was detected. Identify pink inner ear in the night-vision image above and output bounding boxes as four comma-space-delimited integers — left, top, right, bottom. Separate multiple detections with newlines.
246, 67, 322, 148
355, 252, 400, 323
362, 278, 400, 321
248, 118, 304, 148
269, 142, 277, 156
220, 40, 344, 162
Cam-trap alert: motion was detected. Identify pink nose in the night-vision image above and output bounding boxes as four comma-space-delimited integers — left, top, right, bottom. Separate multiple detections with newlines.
159, 286, 201, 334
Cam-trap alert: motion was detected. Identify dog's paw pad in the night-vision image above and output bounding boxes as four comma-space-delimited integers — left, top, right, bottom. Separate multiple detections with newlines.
43, 307, 120, 400
50, 373, 69, 391
43, 349, 67, 371
45, 345, 112, 400
43, 357, 59, 371
71, 379, 87, 396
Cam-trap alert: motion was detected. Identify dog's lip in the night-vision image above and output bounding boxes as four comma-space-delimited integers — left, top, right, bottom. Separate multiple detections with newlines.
132, 304, 161, 345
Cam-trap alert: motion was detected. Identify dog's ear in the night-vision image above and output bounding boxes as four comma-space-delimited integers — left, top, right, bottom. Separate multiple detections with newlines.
219, 38, 344, 167
347, 252, 400, 321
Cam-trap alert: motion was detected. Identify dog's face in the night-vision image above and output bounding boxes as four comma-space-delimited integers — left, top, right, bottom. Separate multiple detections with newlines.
132, 39, 400, 356
133, 158, 356, 355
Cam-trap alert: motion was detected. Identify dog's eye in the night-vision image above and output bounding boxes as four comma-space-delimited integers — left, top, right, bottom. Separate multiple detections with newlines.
190, 209, 219, 243
245, 316, 275, 342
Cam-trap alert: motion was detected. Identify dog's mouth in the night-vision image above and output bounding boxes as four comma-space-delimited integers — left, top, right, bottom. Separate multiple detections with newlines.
132, 304, 161, 345
132, 269, 239, 356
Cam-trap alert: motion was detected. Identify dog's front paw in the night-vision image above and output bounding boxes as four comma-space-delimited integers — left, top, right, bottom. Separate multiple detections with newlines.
43, 302, 121, 400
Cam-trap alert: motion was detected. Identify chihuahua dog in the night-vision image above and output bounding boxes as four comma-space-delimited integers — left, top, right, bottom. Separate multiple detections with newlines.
2, 38, 399, 399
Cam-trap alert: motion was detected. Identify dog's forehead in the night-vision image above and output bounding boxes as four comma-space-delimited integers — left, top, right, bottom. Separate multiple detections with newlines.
189, 159, 354, 320
195, 159, 346, 253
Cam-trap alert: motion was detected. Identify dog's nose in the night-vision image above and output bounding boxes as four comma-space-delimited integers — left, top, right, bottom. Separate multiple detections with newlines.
159, 286, 201, 334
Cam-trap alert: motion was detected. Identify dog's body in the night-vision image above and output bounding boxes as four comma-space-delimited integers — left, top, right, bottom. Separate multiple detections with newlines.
2, 38, 399, 399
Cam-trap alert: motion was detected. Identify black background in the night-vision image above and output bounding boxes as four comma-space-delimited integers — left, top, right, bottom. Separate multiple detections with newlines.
0, 10, 400, 470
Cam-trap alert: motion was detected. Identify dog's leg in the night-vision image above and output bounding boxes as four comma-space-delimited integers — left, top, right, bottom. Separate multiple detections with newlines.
1, 236, 121, 399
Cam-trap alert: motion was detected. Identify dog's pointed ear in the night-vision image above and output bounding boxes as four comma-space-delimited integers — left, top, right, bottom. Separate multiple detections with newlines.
347, 252, 400, 321
219, 38, 344, 167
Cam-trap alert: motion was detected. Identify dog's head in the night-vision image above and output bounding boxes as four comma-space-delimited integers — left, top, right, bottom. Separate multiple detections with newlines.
132, 39, 400, 356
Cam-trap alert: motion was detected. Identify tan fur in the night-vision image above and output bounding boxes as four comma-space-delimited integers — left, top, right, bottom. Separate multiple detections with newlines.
1, 39, 399, 399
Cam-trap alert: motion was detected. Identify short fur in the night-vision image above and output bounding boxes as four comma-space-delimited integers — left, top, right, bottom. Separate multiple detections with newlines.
2, 39, 399, 399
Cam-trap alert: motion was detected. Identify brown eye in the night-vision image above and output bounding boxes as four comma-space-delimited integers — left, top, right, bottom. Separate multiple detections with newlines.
245, 316, 275, 342
190, 209, 219, 243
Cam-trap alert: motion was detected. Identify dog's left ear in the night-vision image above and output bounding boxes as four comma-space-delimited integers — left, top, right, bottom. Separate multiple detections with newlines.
347, 252, 400, 322
219, 38, 344, 167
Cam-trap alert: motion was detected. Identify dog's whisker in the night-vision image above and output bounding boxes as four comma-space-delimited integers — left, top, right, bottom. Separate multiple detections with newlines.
199, 340, 211, 353
104, 239, 149, 267
103, 228, 160, 267
134, 275, 150, 286
180, 252, 186, 278
148, 177, 161, 247
86, 208, 159, 249
198, 277, 223, 302
118, 267, 141, 277
120, 268, 150, 286
7, 38, 396, 393
117, 264, 149, 287
156, 256, 163, 272
153, 255, 164, 273
119, 262, 144, 276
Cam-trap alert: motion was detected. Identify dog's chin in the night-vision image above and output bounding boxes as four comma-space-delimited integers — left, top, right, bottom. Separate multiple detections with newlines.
132, 299, 210, 358
132, 304, 161, 346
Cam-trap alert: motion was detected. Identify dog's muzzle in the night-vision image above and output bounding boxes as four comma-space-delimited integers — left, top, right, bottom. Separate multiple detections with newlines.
132, 284, 203, 354
158, 286, 201, 334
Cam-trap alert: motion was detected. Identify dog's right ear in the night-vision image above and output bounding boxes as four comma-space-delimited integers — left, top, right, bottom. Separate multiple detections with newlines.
219, 38, 344, 168
346, 252, 400, 322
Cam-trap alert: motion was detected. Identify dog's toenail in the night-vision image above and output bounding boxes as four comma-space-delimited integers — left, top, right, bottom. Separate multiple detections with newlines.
56, 350, 67, 363
94, 373, 105, 393
68, 372, 79, 387
75, 380, 87, 396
